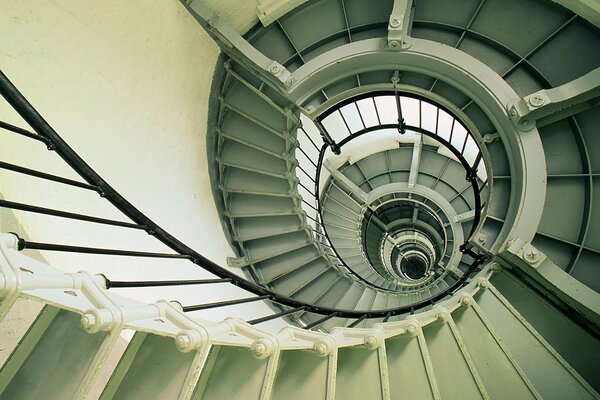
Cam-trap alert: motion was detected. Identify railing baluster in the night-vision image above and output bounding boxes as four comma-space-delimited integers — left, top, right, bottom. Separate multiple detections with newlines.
247, 306, 307, 325
106, 278, 232, 288
0, 199, 144, 230
0, 119, 52, 147
304, 312, 339, 329
299, 127, 321, 152
0, 161, 99, 191
183, 295, 271, 312
296, 145, 318, 168
383, 311, 392, 322
17, 237, 190, 259
347, 314, 367, 328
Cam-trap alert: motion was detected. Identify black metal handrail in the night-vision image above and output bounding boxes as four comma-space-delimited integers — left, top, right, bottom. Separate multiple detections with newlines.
0, 69, 486, 327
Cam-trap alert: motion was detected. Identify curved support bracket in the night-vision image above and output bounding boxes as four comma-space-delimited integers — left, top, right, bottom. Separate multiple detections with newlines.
507, 67, 600, 130
500, 238, 600, 329
388, 0, 415, 50
183, 0, 292, 92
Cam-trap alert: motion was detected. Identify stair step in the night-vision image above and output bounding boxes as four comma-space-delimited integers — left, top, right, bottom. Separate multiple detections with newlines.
221, 100, 287, 140
225, 193, 296, 217
323, 224, 359, 237
334, 283, 365, 311
234, 215, 303, 242
321, 208, 358, 225
257, 246, 323, 283
229, 241, 313, 268
244, 231, 312, 261
316, 277, 352, 307
219, 112, 289, 155
291, 270, 339, 302
321, 194, 362, 215
220, 129, 288, 160
222, 167, 292, 196
269, 258, 328, 291
220, 142, 290, 178
323, 184, 363, 211
224, 81, 288, 132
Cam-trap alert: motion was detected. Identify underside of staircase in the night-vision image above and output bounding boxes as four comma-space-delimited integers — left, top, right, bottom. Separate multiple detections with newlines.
1, 0, 600, 399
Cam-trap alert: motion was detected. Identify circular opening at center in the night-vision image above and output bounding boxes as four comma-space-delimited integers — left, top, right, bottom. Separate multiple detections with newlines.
400, 255, 428, 280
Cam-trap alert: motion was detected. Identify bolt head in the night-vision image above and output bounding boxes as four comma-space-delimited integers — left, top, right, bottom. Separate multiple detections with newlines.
528, 93, 546, 107
364, 335, 379, 349
461, 296, 474, 306
314, 343, 329, 356
390, 40, 400, 47
81, 313, 96, 329
437, 312, 450, 322
390, 18, 401, 28
269, 64, 281, 74
252, 342, 267, 357
523, 247, 540, 264
176, 335, 191, 348
406, 325, 418, 336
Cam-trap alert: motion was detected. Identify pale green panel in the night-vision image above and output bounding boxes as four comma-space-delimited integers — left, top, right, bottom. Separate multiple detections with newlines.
475, 290, 596, 400
335, 347, 382, 400
385, 336, 435, 399
453, 306, 537, 399
490, 271, 600, 392
110, 333, 195, 400
0, 307, 106, 399
194, 346, 268, 400
422, 322, 482, 400
271, 350, 328, 400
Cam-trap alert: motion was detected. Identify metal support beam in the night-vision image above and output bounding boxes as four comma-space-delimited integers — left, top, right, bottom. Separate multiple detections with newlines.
508, 67, 600, 130
387, 0, 414, 49
453, 210, 475, 224
550, 0, 600, 29
324, 159, 368, 204
499, 238, 600, 328
257, 0, 308, 27
408, 134, 422, 189
183, 0, 292, 91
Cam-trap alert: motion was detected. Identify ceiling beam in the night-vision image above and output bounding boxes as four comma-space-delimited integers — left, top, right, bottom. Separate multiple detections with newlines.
323, 159, 368, 204
408, 133, 422, 189
550, 0, 600, 29
508, 67, 600, 130
256, 0, 308, 27
182, 0, 292, 92
388, 0, 414, 49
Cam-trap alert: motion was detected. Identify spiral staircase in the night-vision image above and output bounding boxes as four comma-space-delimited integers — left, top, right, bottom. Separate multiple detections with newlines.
1, 0, 600, 399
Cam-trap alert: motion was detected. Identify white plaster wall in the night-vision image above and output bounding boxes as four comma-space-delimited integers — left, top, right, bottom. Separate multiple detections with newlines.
0, 0, 284, 326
